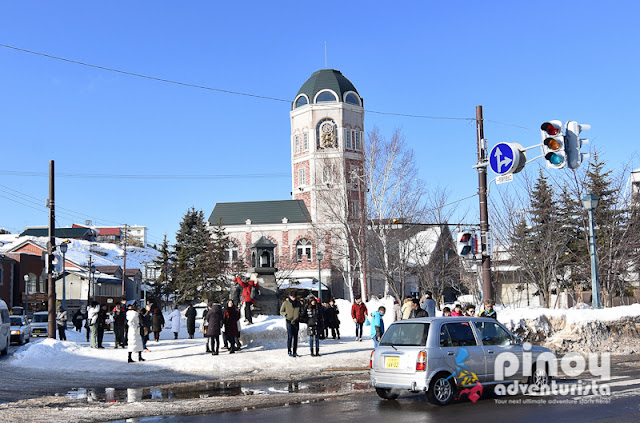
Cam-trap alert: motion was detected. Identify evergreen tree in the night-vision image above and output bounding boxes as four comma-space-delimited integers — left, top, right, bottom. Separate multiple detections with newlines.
152, 234, 175, 306
173, 207, 219, 304
207, 218, 231, 303
583, 152, 632, 306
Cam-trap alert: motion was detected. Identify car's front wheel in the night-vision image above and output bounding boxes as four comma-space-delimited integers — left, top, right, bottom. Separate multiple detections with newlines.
18, 335, 24, 345
529, 364, 550, 391
1, 337, 8, 355
426, 373, 455, 405
375, 387, 400, 400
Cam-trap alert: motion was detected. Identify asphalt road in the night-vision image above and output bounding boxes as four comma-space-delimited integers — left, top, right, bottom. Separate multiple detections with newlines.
116, 355, 640, 423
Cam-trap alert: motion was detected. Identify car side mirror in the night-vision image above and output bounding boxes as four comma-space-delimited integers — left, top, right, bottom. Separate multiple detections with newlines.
512, 336, 523, 345
28, 318, 32, 323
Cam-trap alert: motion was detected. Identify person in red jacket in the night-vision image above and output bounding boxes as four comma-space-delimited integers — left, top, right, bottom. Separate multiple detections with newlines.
351, 296, 368, 341
236, 275, 258, 325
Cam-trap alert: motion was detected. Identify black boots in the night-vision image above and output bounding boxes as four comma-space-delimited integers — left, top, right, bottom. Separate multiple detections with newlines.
128, 352, 134, 363
138, 352, 145, 362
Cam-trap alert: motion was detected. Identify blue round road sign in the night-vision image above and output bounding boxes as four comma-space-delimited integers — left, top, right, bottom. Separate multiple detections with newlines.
489, 143, 516, 175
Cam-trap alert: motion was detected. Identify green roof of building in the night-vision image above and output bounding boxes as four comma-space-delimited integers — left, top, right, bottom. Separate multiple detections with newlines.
208, 200, 311, 226
19, 227, 93, 238
295, 69, 360, 105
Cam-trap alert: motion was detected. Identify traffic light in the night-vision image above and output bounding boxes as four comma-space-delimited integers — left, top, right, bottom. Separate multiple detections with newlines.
565, 121, 590, 169
540, 120, 566, 169
457, 231, 475, 257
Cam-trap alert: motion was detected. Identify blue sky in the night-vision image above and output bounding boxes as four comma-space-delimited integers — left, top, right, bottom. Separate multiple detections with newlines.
1, 1, 638, 246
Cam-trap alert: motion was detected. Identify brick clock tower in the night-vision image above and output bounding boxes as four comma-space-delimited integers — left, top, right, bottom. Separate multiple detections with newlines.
290, 69, 365, 224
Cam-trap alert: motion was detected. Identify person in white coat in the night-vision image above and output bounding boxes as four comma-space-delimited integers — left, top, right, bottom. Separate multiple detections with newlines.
126, 304, 145, 363
169, 306, 181, 340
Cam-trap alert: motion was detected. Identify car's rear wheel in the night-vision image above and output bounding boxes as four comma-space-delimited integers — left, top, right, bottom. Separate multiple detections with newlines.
375, 387, 400, 400
426, 373, 455, 405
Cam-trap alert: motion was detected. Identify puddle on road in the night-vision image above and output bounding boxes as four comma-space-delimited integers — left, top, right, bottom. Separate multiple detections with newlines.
59, 380, 369, 404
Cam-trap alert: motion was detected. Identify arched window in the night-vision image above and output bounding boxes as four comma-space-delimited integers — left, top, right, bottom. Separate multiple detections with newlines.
345, 92, 360, 106
225, 241, 238, 263
296, 239, 313, 262
316, 91, 338, 103
295, 95, 308, 108
316, 119, 338, 149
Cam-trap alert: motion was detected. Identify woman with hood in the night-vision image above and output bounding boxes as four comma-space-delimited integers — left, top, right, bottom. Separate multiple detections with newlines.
126, 304, 145, 363
222, 300, 240, 354
56, 305, 67, 341
205, 301, 223, 355
151, 308, 165, 342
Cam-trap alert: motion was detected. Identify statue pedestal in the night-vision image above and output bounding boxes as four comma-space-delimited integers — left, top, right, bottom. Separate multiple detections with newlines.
249, 270, 279, 316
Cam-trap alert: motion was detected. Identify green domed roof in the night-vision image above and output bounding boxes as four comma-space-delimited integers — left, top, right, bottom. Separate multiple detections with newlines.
295, 69, 360, 105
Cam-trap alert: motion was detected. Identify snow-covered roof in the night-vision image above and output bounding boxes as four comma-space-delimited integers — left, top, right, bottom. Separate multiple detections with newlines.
279, 278, 330, 291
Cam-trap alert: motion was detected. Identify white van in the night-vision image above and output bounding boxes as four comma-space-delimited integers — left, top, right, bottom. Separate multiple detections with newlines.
0, 300, 11, 355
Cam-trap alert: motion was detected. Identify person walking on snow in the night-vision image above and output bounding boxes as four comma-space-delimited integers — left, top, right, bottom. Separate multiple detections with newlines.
151, 308, 165, 342
305, 298, 323, 356
223, 300, 241, 353
280, 292, 302, 357
185, 303, 197, 339
325, 299, 340, 339
370, 306, 386, 348
205, 301, 223, 355
169, 306, 181, 339
351, 296, 368, 341
126, 304, 145, 362
421, 291, 436, 317
72, 308, 83, 332
236, 275, 258, 325
87, 301, 100, 348
56, 305, 67, 341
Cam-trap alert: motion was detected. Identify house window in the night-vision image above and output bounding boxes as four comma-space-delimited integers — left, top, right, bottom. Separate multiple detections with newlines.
345, 92, 360, 106
354, 131, 362, 150
295, 96, 308, 108
296, 239, 313, 261
294, 134, 300, 153
225, 241, 239, 263
345, 130, 353, 149
303, 132, 309, 152
316, 91, 338, 102
351, 200, 360, 218
298, 168, 306, 186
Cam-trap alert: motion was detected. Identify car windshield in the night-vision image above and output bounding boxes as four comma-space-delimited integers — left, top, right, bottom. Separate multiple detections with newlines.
10, 316, 23, 325
33, 314, 48, 323
380, 323, 430, 346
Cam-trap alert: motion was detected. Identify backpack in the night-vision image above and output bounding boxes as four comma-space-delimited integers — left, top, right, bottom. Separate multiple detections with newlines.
250, 284, 258, 300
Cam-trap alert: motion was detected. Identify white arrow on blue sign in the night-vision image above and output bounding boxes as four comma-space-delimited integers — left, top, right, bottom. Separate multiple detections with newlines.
489, 142, 521, 175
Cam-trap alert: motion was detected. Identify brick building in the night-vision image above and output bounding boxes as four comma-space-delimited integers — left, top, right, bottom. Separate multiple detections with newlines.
208, 69, 366, 299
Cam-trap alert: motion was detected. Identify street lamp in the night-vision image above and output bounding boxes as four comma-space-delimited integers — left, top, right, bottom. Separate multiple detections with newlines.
316, 251, 324, 302
23, 274, 29, 316
60, 242, 68, 310
582, 194, 601, 309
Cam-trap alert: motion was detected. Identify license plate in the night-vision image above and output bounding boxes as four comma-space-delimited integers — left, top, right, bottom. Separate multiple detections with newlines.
34, 329, 43, 333
385, 356, 400, 369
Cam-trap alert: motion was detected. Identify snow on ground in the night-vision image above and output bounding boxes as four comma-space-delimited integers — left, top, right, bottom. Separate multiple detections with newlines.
9, 299, 640, 377
7, 298, 397, 377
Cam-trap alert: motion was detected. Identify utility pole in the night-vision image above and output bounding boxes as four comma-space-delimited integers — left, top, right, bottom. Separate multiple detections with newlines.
476, 106, 493, 302
122, 224, 127, 298
87, 253, 92, 304
47, 160, 56, 339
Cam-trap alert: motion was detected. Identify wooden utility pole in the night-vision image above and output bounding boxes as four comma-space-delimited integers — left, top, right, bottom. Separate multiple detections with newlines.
47, 160, 56, 339
476, 106, 493, 302
122, 224, 127, 297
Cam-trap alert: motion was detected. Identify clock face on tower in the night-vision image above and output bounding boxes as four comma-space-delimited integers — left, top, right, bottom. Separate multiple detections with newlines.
318, 120, 336, 148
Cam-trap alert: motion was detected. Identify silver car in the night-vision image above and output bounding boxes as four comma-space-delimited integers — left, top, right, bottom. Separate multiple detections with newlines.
30, 311, 49, 337
370, 316, 553, 405
10, 315, 31, 345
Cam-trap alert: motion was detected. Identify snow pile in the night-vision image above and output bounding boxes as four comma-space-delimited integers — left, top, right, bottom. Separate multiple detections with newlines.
499, 304, 640, 354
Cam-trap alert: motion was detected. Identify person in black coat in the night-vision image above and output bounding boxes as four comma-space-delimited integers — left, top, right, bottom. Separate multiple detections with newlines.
325, 299, 341, 339
305, 298, 323, 357
96, 304, 108, 349
205, 302, 223, 355
72, 309, 84, 332
151, 308, 165, 342
185, 304, 197, 339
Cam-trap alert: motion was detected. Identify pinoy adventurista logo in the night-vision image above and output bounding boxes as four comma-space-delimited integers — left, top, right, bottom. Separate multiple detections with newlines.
445, 347, 483, 403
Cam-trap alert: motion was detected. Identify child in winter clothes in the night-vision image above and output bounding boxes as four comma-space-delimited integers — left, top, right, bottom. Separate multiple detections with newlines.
478, 300, 497, 319
370, 306, 386, 348
451, 304, 463, 316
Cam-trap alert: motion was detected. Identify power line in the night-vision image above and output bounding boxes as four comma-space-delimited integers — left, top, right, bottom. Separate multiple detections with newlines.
1, 43, 487, 124
0, 169, 290, 180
